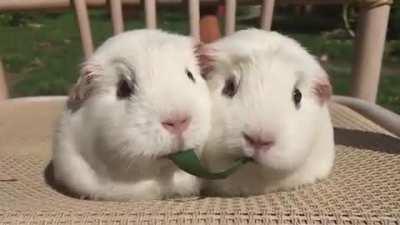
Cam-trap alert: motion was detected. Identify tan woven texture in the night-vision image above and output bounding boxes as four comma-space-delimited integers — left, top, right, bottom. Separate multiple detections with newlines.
0, 98, 399, 225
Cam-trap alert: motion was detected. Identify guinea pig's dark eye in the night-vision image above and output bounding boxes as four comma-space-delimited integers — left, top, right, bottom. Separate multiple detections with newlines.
117, 79, 134, 99
293, 88, 302, 107
222, 77, 238, 98
186, 69, 195, 83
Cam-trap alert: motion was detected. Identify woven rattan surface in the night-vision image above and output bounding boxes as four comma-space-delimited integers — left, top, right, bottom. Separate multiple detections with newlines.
0, 98, 399, 225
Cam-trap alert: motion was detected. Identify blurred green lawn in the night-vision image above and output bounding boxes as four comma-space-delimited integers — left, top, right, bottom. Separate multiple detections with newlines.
0, 9, 399, 113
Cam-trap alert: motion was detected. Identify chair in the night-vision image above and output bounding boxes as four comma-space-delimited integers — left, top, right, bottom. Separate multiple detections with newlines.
0, 1, 399, 224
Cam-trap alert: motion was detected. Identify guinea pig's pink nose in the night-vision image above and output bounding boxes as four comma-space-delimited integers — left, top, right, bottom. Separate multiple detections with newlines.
162, 115, 191, 135
243, 132, 274, 151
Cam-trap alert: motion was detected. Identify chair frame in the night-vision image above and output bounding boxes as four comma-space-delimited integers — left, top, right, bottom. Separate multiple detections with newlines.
0, 0, 398, 135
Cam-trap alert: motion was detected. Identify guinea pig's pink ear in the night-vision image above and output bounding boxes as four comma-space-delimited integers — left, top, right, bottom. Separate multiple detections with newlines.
313, 70, 332, 105
67, 61, 102, 110
195, 43, 216, 80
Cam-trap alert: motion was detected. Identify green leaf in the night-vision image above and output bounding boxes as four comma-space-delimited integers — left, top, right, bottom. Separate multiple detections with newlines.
168, 149, 252, 180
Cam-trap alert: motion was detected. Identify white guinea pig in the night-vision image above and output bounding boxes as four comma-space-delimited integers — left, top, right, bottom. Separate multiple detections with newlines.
52, 29, 211, 201
201, 29, 335, 196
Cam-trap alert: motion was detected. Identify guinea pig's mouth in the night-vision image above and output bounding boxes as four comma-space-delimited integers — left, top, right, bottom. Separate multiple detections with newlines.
155, 138, 197, 160
238, 148, 265, 165
155, 145, 188, 160
156, 149, 181, 160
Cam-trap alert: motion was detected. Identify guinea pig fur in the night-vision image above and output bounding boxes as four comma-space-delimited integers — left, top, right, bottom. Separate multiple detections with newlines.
52, 29, 211, 201
201, 29, 335, 196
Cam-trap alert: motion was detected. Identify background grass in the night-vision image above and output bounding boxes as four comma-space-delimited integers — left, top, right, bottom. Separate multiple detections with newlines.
0, 7, 399, 113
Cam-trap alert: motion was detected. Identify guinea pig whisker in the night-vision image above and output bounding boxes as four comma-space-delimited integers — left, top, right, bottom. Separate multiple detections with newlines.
125, 160, 135, 171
